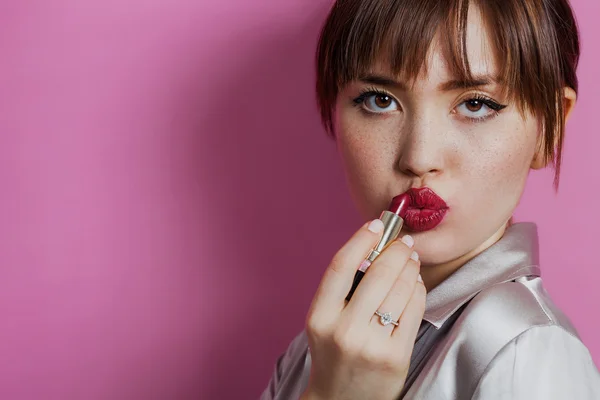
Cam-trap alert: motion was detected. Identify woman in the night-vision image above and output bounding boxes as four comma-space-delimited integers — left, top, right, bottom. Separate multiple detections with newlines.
261, 0, 600, 398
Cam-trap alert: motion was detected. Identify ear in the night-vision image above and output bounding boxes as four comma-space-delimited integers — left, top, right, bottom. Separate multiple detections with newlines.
563, 86, 577, 123
531, 87, 577, 170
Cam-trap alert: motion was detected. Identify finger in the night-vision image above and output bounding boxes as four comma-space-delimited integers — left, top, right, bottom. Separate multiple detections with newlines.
309, 219, 385, 318
390, 275, 427, 345
344, 235, 414, 323
369, 255, 420, 334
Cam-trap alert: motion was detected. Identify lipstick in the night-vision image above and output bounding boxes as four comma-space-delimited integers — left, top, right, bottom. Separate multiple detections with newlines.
346, 194, 411, 302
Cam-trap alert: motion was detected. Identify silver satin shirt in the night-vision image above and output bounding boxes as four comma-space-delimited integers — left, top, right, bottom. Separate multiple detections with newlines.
260, 223, 600, 399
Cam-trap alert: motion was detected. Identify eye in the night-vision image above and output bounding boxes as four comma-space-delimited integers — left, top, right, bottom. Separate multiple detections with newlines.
455, 96, 507, 122
353, 90, 399, 113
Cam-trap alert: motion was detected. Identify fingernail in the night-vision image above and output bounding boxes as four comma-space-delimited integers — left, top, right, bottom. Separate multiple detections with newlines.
410, 251, 419, 261
417, 274, 423, 283
367, 219, 384, 233
401, 235, 414, 248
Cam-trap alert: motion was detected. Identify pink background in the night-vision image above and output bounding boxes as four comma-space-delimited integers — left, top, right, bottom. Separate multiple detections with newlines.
0, 1, 598, 399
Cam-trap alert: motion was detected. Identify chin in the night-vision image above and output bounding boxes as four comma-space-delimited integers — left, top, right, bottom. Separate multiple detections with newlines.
409, 226, 467, 265
415, 247, 460, 267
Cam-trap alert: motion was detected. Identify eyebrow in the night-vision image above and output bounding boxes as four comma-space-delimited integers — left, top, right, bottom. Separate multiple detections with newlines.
359, 74, 500, 91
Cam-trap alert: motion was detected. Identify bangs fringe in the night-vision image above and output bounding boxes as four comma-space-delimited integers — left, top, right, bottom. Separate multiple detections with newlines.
316, 0, 580, 188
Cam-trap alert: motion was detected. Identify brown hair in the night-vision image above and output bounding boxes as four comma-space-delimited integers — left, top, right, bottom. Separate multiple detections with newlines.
315, 0, 580, 187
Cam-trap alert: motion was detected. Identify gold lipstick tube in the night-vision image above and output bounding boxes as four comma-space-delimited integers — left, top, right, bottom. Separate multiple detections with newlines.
345, 210, 405, 301
364, 210, 404, 264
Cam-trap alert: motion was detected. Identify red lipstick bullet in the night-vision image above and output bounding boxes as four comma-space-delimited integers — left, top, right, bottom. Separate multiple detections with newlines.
389, 193, 410, 217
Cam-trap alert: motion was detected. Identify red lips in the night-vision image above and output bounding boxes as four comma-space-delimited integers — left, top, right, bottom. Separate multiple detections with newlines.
401, 187, 448, 232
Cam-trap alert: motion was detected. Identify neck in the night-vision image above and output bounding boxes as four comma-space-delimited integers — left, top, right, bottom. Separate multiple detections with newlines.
419, 221, 510, 293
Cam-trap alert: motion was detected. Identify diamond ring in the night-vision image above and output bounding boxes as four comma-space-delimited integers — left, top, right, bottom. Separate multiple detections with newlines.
374, 310, 399, 327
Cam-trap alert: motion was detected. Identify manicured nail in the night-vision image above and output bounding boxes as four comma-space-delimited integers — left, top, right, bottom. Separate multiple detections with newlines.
367, 219, 384, 233
401, 235, 414, 248
410, 251, 419, 261
417, 274, 423, 283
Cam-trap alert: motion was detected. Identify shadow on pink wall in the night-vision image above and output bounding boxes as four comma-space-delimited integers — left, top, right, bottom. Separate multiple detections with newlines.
195, 5, 358, 398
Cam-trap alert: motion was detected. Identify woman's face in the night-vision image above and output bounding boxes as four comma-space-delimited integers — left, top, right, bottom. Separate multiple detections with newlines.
334, 7, 541, 266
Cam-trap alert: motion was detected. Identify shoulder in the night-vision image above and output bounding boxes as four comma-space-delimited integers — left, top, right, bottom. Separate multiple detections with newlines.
461, 276, 580, 342
472, 324, 600, 399
461, 277, 600, 398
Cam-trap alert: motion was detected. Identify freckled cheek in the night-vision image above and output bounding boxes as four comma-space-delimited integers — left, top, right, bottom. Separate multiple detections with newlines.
463, 136, 534, 210
338, 116, 398, 179
341, 141, 391, 205
336, 115, 401, 213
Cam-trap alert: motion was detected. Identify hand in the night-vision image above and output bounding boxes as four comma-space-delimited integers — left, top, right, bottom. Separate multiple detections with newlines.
302, 219, 426, 400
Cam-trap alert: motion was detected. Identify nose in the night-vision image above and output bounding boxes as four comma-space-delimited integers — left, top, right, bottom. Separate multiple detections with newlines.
397, 116, 445, 179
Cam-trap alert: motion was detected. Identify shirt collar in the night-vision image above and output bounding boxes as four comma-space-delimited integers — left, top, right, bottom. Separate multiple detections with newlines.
423, 222, 541, 329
